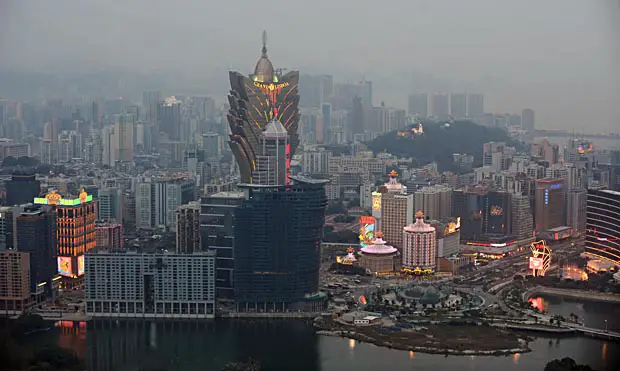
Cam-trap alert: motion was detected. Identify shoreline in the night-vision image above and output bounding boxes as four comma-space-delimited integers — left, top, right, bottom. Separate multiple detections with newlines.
314, 319, 531, 356
316, 329, 530, 356
525, 286, 620, 303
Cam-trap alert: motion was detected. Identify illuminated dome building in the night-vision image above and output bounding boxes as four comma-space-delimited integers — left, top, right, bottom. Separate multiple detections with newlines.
359, 232, 401, 275
227, 30, 300, 184
402, 210, 437, 272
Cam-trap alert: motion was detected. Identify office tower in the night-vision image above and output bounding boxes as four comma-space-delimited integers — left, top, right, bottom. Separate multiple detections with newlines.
114, 114, 134, 162
98, 187, 123, 223
407, 93, 428, 117
467, 94, 484, 117
135, 175, 196, 229
521, 108, 535, 130
227, 31, 300, 184
0, 250, 31, 312
402, 210, 437, 271
91, 101, 101, 129
95, 223, 123, 250
450, 93, 467, 119
234, 176, 328, 312
200, 191, 244, 299
431, 93, 450, 119
534, 179, 566, 232
16, 206, 57, 302
585, 189, 620, 265
254, 119, 289, 186
176, 201, 201, 254
6, 171, 40, 206
158, 96, 182, 141
414, 185, 453, 221
34, 189, 97, 288
380, 171, 414, 249
0, 206, 23, 250
452, 187, 512, 241
511, 193, 534, 241
143, 90, 162, 123
85, 250, 216, 319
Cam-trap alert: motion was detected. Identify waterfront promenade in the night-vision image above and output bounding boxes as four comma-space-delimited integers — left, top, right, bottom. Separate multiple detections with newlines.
524, 286, 620, 303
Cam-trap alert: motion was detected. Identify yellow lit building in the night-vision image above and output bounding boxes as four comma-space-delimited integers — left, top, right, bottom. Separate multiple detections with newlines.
34, 189, 97, 288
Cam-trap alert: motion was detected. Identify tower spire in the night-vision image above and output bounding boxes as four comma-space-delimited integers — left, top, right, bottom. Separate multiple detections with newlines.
262, 30, 268, 57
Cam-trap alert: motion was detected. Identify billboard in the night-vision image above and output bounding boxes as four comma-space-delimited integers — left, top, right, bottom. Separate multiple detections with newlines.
371, 192, 381, 211
77, 255, 85, 276
359, 216, 376, 247
529, 257, 543, 270
490, 206, 503, 216
58, 257, 72, 277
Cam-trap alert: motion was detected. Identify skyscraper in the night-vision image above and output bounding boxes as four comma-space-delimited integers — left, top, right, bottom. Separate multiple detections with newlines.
6, 171, 40, 206
143, 90, 162, 123
227, 31, 300, 184
467, 94, 484, 117
521, 109, 535, 130
16, 206, 57, 302
450, 93, 467, 119
431, 93, 450, 119
114, 114, 134, 162
379, 171, 414, 250
158, 96, 182, 141
407, 93, 428, 117
234, 176, 328, 312
176, 201, 201, 254
585, 189, 620, 265
534, 179, 566, 233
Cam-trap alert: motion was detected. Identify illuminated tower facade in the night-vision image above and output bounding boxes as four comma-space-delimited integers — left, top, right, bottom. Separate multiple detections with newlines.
227, 31, 300, 184
34, 189, 97, 288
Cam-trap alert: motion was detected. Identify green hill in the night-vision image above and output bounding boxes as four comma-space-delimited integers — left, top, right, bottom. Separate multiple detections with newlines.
366, 120, 523, 172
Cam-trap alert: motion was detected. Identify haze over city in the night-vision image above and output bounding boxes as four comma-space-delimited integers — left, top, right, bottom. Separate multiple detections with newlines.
1, 0, 619, 132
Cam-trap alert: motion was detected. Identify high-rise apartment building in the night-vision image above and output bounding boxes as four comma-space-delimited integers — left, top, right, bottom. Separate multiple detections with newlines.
85, 250, 216, 319
98, 187, 123, 223
158, 96, 182, 141
302, 147, 332, 176
585, 189, 620, 265
467, 94, 484, 117
511, 193, 534, 241
450, 93, 467, 119
114, 114, 134, 162
407, 93, 428, 117
534, 179, 566, 233
176, 201, 201, 254
430, 94, 450, 120
402, 211, 437, 271
135, 175, 196, 229
143, 90, 162, 123
95, 223, 123, 250
0, 250, 31, 312
521, 109, 535, 130
414, 185, 453, 221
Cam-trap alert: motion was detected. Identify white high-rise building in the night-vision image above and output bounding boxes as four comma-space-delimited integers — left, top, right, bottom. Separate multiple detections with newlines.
135, 175, 196, 230
402, 210, 437, 271
85, 249, 216, 319
414, 185, 453, 220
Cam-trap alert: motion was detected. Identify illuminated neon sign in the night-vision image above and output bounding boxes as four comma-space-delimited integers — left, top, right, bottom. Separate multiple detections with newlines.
549, 184, 562, 190
58, 257, 72, 277
371, 192, 382, 211
359, 216, 376, 247
34, 189, 93, 206
253, 81, 290, 90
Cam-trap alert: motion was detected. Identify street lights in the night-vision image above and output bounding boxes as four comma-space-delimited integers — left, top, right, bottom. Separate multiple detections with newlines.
604, 319, 608, 333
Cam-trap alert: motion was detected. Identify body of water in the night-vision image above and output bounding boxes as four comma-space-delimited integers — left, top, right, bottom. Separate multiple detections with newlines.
24, 298, 620, 371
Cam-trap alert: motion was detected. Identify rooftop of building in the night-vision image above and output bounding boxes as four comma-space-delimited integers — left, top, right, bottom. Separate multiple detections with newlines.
208, 191, 245, 199
87, 247, 216, 257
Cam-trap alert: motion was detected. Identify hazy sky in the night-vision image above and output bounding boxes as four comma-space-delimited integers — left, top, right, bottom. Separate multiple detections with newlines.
1, 0, 619, 131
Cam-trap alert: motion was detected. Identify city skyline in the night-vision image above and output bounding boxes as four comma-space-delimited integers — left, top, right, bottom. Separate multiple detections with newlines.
0, 0, 618, 132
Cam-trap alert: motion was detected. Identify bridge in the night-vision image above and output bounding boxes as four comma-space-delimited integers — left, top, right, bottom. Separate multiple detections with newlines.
569, 325, 620, 341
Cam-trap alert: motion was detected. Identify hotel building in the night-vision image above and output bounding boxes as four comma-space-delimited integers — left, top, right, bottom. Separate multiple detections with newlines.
85, 250, 216, 319
585, 189, 620, 265
402, 211, 437, 272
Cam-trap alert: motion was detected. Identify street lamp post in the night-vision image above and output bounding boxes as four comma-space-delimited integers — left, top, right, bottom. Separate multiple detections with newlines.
604, 319, 608, 333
